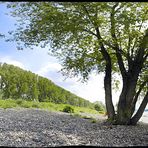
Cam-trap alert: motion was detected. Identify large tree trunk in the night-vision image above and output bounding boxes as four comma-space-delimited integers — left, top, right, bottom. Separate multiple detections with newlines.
115, 48, 146, 125
116, 74, 139, 125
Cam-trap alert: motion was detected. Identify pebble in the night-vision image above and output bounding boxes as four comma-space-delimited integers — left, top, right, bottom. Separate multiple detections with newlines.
0, 108, 147, 147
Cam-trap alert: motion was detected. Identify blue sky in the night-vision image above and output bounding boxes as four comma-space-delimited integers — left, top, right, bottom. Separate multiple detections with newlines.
0, 2, 122, 105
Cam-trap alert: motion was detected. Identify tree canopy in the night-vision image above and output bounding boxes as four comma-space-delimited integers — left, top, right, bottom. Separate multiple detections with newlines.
6, 2, 148, 125
0, 63, 97, 109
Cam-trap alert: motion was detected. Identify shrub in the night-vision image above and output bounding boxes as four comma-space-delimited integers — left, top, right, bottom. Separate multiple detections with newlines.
16, 99, 23, 105
62, 105, 74, 113
94, 104, 104, 112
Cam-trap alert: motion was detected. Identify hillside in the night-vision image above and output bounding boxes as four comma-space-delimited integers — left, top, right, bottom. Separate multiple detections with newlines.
0, 62, 98, 109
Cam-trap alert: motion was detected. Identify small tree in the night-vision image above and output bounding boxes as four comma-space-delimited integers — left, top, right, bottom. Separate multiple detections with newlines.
94, 101, 105, 112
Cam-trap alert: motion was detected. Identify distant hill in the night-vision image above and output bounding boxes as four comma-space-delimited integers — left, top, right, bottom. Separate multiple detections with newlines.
0, 62, 95, 109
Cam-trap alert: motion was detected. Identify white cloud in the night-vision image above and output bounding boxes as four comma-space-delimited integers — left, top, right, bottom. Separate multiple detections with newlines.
35, 62, 106, 103
36, 62, 62, 77
0, 56, 26, 70
66, 73, 105, 103
52, 71, 121, 104
48, 72, 106, 103
38, 63, 121, 104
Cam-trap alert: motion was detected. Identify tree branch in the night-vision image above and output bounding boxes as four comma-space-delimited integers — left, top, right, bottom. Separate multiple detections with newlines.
130, 10, 148, 57
110, 4, 127, 78
132, 80, 147, 107
95, 27, 109, 60
114, 2, 126, 13
81, 4, 96, 28
130, 91, 148, 125
95, 26, 115, 119
83, 29, 97, 37
143, 53, 148, 63
134, 28, 148, 67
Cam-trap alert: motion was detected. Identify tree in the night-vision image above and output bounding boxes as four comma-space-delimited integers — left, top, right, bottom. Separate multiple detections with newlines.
94, 101, 106, 112
6, 2, 148, 125
0, 63, 94, 108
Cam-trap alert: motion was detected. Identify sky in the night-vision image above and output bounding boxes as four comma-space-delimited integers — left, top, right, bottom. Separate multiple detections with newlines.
0, 2, 128, 106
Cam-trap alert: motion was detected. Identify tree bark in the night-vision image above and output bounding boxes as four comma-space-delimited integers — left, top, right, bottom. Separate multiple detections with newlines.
82, 5, 115, 121
116, 74, 140, 125
130, 80, 147, 116
104, 59, 115, 120
116, 78, 128, 124
95, 27, 115, 120
130, 92, 148, 125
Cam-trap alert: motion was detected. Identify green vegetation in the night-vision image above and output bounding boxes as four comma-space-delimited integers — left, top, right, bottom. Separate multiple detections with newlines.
70, 113, 98, 123
62, 105, 74, 113
94, 101, 105, 112
6, 2, 147, 125
0, 63, 104, 111
0, 99, 101, 115
91, 119, 97, 123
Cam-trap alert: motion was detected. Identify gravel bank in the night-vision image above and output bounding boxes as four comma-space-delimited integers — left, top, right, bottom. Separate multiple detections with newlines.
0, 108, 148, 147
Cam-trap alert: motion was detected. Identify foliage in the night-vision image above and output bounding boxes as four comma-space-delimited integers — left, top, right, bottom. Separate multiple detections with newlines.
16, 99, 23, 105
32, 102, 40, 108
91, 119, 97, 123
94, 101, 106, 112
20, 101, 31, 108
62, 105, 74, 113
0, 99, 100, 115
5, 2, 148, 125
6, 2, 148, 82
0, 63, 94, 109
0, 99, 17, 109
94, 104, 103, 111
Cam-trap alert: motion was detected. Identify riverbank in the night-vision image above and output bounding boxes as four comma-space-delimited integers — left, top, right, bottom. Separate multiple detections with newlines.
0, 108, 148, 147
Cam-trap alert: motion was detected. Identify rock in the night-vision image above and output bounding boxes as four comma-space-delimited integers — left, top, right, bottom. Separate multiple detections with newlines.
0, 108, 147, 147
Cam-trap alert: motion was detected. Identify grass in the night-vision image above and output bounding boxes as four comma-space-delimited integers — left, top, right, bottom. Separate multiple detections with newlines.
0, 99, 103, 116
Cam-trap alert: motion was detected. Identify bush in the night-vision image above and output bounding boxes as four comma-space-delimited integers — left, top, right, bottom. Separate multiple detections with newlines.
94, 104, 104, 112
16, 99, 23, 105
62, 105, 74, 113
